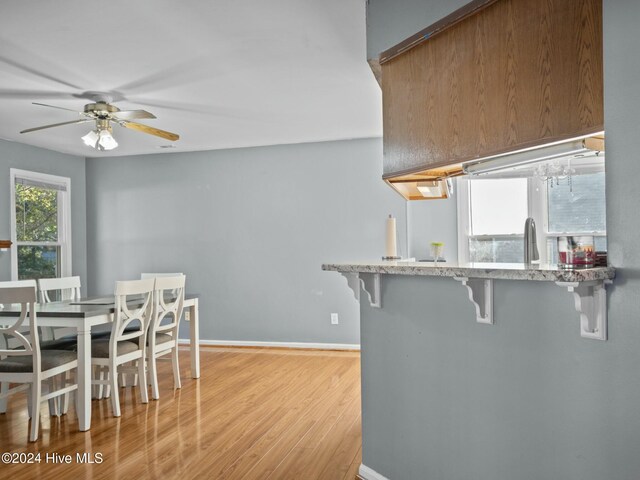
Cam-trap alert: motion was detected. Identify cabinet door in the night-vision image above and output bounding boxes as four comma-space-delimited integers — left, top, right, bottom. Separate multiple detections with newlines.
381, 0, 604, 178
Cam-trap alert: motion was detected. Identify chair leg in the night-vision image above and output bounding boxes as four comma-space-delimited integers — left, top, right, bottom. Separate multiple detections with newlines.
0, 382, 8, 413
40, 327, 54, 342
48, 377, 58, 417
100, 367, 109, 400
101, 366, 109, 400
29, 381, 41, 442
122, 361, 138, 387
149, 352, 159, 400
27, 386, 33, 418
92, 365, 100, 400
103, 372, 111, 399
109, 368, 121, 417
172, 348, 181, 390
138, 358, 148, 404
60, 372, 70, 415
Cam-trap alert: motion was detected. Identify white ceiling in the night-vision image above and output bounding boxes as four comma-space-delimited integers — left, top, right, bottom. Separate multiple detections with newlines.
0, 0, 381, 157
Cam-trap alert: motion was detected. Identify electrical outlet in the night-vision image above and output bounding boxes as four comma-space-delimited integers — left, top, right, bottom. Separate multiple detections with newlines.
331, 313, 339, 325
184, 310, 191, 321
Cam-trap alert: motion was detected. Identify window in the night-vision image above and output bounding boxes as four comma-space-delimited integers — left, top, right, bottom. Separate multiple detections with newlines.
458, 166, 606, 264
545, 172, 606, 261
10, 169, 72, 281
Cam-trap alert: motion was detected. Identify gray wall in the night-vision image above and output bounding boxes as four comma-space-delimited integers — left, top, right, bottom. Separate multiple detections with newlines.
407, 190, 458, 262
86, 138, 406, 345
361, 275, 640, 480
366, 0, 469, 60
360, 1, 640, 479
0, 138, 87, 288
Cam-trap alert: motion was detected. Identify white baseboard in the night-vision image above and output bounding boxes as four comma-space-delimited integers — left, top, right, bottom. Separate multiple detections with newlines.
178, 339, 360, 351
359, 464, 390, 480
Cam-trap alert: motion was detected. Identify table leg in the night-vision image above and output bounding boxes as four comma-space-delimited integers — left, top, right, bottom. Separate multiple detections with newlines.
189, 298, 200, 379
77, 328, 92, 431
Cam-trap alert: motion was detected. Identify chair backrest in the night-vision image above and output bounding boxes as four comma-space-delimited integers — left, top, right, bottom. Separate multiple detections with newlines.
111, 279, 155, 348
141, 273, 183, 296
0, 280, 38, 289
0, 279, 37, 312
150, 275, 186, 341
0, 286, 39, 368
38, 276, 81, 303
141, 273, 183, 280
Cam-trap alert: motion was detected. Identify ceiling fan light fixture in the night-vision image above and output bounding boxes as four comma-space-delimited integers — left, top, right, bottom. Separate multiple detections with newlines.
97, 128, 118, 151
81, 127, 118, 151
81, 129, 99, 148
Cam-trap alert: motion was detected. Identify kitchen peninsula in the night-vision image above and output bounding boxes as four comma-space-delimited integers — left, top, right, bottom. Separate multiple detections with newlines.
324, 260, 622, 479
323, 261, 615, 282
324, 261, 615, 340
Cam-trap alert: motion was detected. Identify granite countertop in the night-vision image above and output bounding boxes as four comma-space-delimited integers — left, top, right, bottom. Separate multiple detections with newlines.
322, 261, 616, 282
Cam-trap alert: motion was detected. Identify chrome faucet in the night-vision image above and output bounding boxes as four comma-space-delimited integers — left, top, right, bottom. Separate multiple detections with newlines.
524, 217, 539, 265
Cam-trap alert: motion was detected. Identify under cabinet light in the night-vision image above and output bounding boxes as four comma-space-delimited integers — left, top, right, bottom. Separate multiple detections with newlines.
416, 179, 453, 199
462, 134, 604, 175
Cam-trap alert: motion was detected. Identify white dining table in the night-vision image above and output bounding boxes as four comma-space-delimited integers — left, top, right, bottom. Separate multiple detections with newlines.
0, 294, 200, 431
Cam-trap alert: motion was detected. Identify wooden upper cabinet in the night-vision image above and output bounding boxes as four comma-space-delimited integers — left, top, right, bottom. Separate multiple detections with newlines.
381, 0, 604, 178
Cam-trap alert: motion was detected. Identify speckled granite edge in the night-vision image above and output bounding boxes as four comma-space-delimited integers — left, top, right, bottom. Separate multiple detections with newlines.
321, 263, 616, 282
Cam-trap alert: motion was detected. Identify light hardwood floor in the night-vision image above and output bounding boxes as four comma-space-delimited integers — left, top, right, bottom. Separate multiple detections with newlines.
0, 346, 362, 480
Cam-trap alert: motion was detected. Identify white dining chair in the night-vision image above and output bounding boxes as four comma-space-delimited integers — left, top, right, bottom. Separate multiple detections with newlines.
37, 277, 84, 413
0, 279, 37, 310
106, 273, 182, 391
0, 286, 78, 441
0, 279, 61, 415
148, 275, 185, 400
38, 276, 113, 406
2, 279, 74, 346
38, 276, 81, 304
37, 276, 82, 342
129, 273, 183, 388
91, 278, 153, 417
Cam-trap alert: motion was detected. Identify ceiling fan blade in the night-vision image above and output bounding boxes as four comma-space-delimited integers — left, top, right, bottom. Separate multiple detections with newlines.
111, 109, 156, 120
20, 119, 92, 134
114, 58, 222, 95
120, 121, 179, 141
0, 89, 77, 100
32, 102, 82, 113
130, 97, 247, 119
0, 37, 88, 90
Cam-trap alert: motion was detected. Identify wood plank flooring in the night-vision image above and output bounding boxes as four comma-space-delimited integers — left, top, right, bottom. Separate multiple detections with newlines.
0, 347, 362, 480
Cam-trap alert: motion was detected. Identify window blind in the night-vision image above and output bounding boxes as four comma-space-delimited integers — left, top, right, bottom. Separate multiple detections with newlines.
15, 177, 67, 192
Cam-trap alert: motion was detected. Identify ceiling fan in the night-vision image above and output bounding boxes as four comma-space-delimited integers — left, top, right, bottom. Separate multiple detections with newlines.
19, 101, 180, 151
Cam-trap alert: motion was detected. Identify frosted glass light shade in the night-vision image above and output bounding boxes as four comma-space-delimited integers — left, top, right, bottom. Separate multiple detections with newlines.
97, 129, 118, 151
81, 130, 99, 147
81, 128, 118, 151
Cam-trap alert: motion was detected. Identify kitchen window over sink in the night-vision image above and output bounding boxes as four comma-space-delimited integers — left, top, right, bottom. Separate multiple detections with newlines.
457, 156, 606, 264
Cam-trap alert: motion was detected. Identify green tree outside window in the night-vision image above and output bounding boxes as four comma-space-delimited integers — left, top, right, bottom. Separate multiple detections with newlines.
15, 184, 60, 280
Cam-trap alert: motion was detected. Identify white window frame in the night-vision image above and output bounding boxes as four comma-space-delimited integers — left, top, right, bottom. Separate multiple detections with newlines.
457, 175, 606, 264
9, 169, 72, 281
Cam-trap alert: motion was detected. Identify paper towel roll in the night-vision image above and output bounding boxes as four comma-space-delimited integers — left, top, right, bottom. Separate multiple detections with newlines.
385, 215, 398, 258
